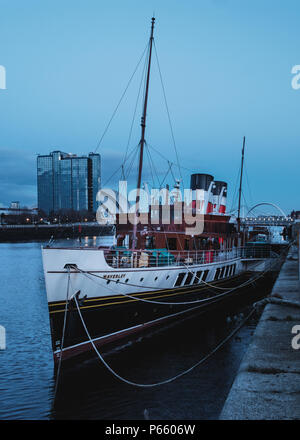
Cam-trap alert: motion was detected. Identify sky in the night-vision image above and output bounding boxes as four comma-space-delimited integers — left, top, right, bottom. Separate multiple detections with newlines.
0, 0, 299, 215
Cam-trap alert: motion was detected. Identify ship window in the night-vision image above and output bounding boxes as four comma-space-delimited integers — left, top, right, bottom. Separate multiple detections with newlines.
202, 270, 209, 282
166, 237, 177, 250
184, 239, 190, 251
194, 271, 202, 284
220, 266, 226, 278
224, 266, 230, 277
106, 280, 111, 285
140, 278, 144, 282
155, 276, 158, 281
125, 278, 129, 283
145, 236, 155, 249
184, 272, 194, 285
174, 272, 185, 287
166, 275, 169, 280
214, 268, 221, 280
232, 264, 236, 276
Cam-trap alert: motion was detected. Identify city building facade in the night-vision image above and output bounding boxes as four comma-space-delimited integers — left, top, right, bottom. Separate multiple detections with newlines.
37, 150, 101, 215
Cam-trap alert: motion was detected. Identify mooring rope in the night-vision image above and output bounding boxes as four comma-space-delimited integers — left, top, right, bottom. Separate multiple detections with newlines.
53, 267, 70, 401
74, 294, 256, 388
71, 259, 279, 307
187, 251, 283, 291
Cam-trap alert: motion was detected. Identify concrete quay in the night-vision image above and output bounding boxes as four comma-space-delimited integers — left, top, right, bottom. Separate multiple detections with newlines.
220, 246, 300, 420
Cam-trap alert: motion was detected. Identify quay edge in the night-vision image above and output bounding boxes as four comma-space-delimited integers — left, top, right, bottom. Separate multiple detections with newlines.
219, 244, 300, 420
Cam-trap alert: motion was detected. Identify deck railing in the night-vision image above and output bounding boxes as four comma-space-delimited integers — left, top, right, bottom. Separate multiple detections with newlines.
103, 245, 277, 269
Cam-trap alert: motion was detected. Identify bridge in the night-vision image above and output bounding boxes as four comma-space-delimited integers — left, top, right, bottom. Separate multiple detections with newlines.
240, 216, 294, 227
238, 202, 295, 227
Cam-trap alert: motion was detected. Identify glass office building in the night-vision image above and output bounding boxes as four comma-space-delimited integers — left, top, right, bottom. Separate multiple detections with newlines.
37, 150, 101, 215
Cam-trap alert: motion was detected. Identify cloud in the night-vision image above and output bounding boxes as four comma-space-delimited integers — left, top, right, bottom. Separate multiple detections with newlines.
0, 146, 173, 209
0, 148, 37, 207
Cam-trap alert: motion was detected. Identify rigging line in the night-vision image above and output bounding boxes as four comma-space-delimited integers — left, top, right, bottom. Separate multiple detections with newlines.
241, 190, 250, 214
147, 143, 192, 173
159, 161, 173, 189
145, 142, 162, 188
94, 43, 149, 153
53, 267, 70, 402
74, 294, 256, 388
144, 144, 156, 187
244, 165, 254, 207
169, 164, 177, 185
102, 143, 139, 187
123, 44, 149, 165
153, 40, 183, 186
124, 144, 140, 181
229, 164, 242, 214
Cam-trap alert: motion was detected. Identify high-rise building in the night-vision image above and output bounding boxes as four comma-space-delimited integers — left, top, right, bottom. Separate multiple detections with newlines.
37, 150, 101, 215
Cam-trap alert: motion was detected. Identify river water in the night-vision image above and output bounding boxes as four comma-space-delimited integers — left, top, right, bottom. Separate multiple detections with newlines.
0, 240, 271, 420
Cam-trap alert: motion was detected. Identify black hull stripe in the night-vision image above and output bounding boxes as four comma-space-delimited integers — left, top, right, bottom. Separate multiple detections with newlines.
53, 299, 217, 363
48, 274, 244, 314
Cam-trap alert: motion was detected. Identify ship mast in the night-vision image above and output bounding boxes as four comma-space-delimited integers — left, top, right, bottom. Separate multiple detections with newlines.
132, 17, 155, 249
237, 136, 246, 235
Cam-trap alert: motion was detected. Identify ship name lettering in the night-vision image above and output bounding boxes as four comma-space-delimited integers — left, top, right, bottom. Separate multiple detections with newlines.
103, 273, 126, 279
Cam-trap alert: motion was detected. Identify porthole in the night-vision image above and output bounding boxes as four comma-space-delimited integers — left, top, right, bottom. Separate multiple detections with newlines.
125, 278, 129, 283
154, 276, 158, 281
106, 280, 111, 285
140, 277, 144, 282
166, 275, 169, 280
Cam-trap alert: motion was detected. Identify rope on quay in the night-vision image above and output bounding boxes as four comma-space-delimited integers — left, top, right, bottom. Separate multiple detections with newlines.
74, 293, 256, 388
254, 297, 300, 309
